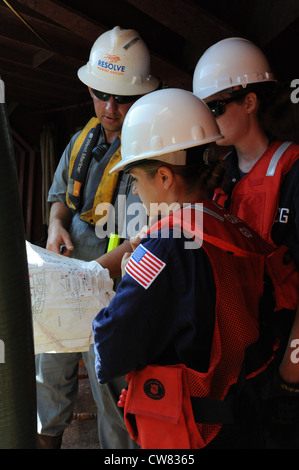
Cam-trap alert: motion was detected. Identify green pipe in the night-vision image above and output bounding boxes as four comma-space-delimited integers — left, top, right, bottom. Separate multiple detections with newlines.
0, 79, 36, 448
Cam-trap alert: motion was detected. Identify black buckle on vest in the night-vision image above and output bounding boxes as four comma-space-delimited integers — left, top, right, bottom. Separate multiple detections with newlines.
92, 143, 110, 162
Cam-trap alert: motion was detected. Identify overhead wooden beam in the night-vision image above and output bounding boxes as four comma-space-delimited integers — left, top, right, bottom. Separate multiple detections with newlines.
247, 0, 299, 46
14, 0, 105, 42
0, 34, 85, 79
0, 61, 85, 94
10, 1, 193, 90
32, 49, 54, 68
0, 5, 90, 60
124, 0, 240, 51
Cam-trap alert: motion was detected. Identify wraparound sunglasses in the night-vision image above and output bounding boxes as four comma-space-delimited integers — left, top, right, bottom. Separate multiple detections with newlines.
91, 88, 139, 104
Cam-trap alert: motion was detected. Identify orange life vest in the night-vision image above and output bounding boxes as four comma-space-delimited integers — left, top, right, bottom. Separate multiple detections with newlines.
213, 141, 299, 312
213, 141, 299, 246
123, 201, 279, 449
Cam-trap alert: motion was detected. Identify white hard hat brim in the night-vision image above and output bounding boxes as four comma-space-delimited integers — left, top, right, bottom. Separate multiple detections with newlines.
110, 134, 223, 173
78, 66, 160, 95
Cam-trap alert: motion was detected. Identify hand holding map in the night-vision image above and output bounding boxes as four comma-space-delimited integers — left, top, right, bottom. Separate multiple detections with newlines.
26, 241, 115, 354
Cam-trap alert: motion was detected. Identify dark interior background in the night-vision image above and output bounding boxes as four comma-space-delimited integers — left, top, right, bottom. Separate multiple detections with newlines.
1, 0, 298, 243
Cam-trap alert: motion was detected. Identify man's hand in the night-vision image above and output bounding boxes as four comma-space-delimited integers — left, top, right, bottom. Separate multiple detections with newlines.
129, 225, 149, 251
46, 224, 74, 256
46, 202, 74, 256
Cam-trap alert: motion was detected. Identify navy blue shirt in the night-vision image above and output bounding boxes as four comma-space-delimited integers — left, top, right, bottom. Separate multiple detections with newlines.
92, 229, 216, 384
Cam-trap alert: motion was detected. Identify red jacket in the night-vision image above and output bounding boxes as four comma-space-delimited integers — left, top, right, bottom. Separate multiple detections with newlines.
123, 201, 281, 449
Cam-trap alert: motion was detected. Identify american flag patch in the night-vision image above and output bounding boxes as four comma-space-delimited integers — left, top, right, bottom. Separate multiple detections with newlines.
125, 244, 166, 289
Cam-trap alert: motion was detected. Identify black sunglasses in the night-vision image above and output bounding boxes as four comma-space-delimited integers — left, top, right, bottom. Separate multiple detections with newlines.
91, 89, 139, 104
207, 93, 247, 118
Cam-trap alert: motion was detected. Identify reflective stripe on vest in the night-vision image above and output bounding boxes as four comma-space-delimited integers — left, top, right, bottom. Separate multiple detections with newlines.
151, 200, 273, 258
215, 141, 299, 245
265, 141, 292, 176
213, 142, 299, 311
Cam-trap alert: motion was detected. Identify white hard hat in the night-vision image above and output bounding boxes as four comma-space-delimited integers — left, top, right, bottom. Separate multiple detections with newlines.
193, 37, 276, 100
78, 26, 159, 95
110, 88, 222, 173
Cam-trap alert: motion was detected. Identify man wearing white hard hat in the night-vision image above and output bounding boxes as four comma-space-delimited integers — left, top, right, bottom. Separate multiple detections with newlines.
193, 37, 299, 448
36, 26, 159, 449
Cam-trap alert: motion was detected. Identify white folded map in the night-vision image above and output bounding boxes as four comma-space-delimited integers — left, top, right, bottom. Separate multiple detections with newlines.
26, 241, 115, 354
